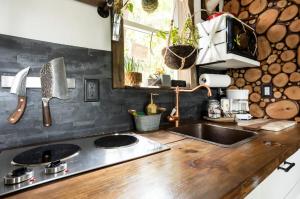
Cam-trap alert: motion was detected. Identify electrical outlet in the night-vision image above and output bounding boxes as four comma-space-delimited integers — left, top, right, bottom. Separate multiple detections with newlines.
84, 79, 99, 102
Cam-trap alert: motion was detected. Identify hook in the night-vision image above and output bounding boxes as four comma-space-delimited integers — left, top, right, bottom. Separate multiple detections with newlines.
97, 0, 114, 18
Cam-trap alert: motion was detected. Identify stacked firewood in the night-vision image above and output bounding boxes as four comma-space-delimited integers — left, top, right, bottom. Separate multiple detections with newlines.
224, 0, 300, 121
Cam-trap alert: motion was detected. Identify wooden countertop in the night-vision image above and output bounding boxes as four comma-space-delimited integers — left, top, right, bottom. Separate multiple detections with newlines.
4, 123, 300, 199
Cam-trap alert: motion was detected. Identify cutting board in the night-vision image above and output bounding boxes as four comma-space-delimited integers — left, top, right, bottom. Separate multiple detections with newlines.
203, 116, 235, 123
238, 119, 297, 131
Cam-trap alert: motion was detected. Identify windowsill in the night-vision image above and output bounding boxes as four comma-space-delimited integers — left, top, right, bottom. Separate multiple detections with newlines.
122, 86, 190, 91
125, 86, 174, 90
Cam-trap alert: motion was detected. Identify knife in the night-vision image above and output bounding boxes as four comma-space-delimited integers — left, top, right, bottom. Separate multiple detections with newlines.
7, 67, 30, 124
40, 57, 68, 127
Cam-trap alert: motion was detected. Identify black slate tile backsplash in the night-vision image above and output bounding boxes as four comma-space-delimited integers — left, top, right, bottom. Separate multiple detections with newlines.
0, 34, 213, 150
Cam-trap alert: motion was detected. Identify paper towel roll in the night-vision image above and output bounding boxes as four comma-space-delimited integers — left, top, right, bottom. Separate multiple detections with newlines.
199, 74, 231, 87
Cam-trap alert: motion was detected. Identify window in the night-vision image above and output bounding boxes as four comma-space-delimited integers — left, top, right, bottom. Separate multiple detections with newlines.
123, 0, 177, 87
112, 0, 196, 89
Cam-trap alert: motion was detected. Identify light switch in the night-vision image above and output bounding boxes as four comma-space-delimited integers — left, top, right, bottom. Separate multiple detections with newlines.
84, 79, 99, 102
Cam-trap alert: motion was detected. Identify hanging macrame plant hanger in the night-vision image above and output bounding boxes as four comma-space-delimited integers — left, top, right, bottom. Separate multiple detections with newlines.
162, 0, 198, 70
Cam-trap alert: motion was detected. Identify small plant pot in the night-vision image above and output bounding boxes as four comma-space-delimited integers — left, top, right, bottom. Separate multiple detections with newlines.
162, 45, 198, 70
125, 72, 142, 87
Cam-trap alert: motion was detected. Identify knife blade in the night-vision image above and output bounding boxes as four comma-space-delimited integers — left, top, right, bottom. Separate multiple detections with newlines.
40, 57, 68, 127
8, 67, 30, 124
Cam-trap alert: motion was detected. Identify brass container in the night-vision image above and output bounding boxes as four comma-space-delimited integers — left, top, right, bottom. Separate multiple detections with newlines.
125, 72, 142, 87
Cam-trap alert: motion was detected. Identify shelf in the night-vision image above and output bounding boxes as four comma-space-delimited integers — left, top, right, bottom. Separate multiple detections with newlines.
197, 53, 260, 70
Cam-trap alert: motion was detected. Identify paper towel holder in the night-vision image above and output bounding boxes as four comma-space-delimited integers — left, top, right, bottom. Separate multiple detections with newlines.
199, 74, 231, 88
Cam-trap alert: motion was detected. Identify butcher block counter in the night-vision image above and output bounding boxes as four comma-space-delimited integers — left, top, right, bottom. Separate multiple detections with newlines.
4, 121, 300, 199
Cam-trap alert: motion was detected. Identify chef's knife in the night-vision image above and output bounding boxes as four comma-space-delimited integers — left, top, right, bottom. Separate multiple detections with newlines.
7, 67, 30, 124
40, 57, 68, 127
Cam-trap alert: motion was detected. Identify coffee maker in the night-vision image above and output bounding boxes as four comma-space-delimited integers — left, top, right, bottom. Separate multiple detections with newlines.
221, 89, 252, 120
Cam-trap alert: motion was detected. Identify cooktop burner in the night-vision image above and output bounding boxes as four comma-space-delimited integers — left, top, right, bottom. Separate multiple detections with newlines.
94, 134, 138, 148
12, 144, 81, 166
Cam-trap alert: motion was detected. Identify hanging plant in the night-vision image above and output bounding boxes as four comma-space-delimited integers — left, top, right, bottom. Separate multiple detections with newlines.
114, 0, 134, 15
160, 16, 200, 70
142, 0, 159, 13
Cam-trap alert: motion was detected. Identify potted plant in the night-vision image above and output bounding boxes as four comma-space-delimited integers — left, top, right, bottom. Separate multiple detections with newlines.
124, 57, 142, 87
160, 17, 200, 70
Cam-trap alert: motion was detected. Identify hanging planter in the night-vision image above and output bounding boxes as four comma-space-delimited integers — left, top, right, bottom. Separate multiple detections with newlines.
162, 45, 197, 70
112, 0, 134, 41
142, 0, 158, 13
160, 11, 200, 70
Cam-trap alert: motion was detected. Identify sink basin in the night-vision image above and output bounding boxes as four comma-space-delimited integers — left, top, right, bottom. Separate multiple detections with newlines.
168, 123, 257, 147
94, 134, 139, 148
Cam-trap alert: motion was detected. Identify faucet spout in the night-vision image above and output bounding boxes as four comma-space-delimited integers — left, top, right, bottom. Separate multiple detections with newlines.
168, 84, 212, 127
179, 84, 212, 97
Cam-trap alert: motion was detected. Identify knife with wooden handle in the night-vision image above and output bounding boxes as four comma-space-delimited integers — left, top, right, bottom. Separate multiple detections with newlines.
40, 57, 68, 127
7, 67, 30, 124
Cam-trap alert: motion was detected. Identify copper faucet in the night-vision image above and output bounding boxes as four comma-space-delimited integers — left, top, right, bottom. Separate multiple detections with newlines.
168, 84, 212, 127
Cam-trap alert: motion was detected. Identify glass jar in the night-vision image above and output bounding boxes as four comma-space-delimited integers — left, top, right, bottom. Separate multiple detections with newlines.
208, 100, 221, 119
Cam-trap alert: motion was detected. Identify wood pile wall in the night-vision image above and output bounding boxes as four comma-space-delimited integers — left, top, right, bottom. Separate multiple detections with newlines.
225, 0, 300, 121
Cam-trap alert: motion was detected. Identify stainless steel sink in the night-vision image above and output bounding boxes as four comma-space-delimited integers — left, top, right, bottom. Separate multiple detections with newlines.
168, 123, 257, 147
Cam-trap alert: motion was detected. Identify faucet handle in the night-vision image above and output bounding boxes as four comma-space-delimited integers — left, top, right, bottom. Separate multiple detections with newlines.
167, 115, 179, 122
170, 107, 176, 116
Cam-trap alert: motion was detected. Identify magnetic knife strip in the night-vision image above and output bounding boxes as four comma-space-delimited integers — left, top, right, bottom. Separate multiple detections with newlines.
1, 76, 76, 89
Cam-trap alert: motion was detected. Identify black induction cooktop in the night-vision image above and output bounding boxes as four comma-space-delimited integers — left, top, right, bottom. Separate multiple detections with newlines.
94, 134, 138, 148
12, 144, 81, 166
0, 133, 169, 197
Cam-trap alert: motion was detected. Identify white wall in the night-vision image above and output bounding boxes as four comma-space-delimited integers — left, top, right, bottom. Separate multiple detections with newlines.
0, 0, 111, 51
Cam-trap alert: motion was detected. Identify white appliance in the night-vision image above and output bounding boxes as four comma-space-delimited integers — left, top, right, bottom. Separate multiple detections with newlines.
226, 89, 250, 114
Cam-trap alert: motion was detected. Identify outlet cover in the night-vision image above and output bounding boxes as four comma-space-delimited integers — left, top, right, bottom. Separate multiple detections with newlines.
84, 79, 99, 102
261, 84, 272, 98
